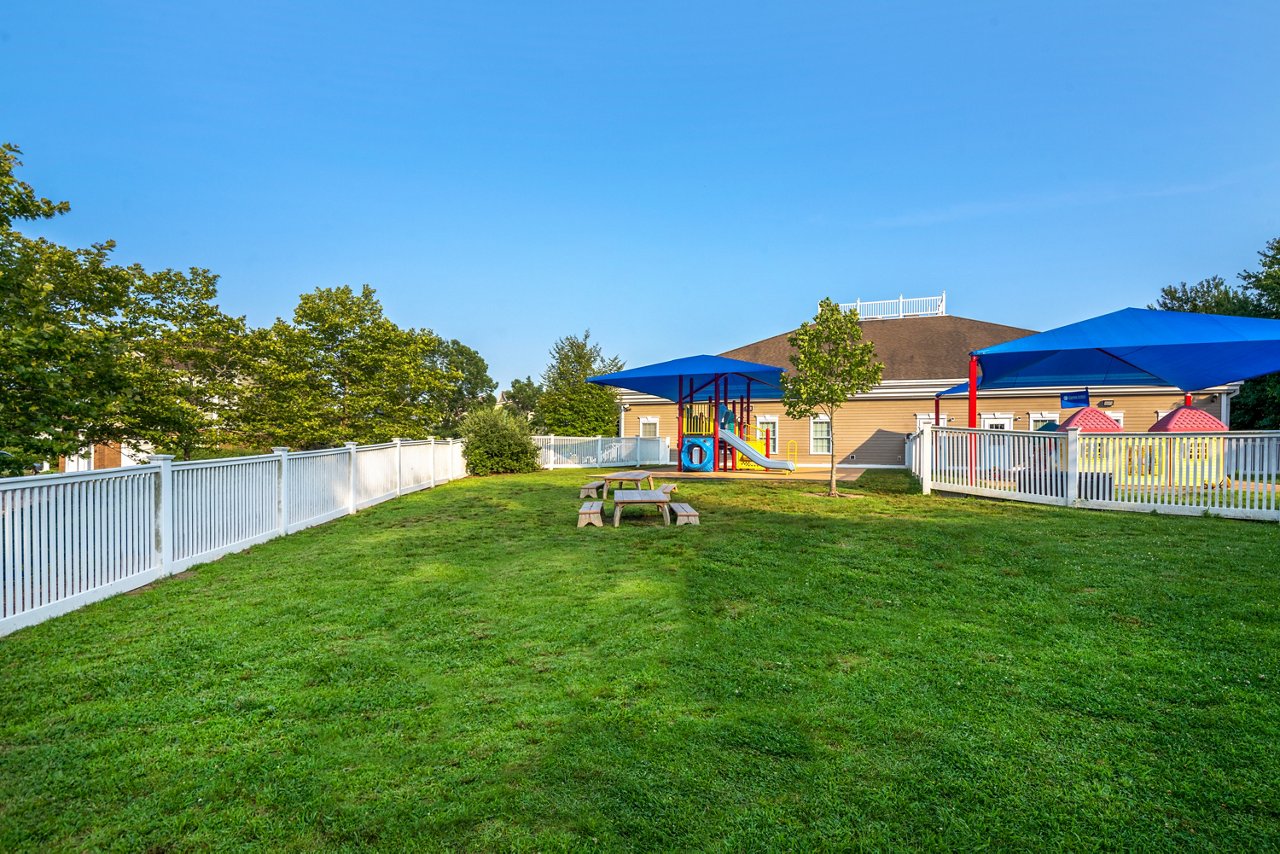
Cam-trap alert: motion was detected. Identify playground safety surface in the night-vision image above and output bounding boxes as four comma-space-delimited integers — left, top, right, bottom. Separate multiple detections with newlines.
648, 466, 866, 483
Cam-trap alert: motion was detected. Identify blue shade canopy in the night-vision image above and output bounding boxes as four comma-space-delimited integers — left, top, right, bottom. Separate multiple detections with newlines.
944, 308, 1280, 394
588, 354, 787, 401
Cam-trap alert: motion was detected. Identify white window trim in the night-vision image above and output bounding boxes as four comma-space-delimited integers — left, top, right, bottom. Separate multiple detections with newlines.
638, 416, 659, 439
756, 415, 779, 455
1028, 411, 1059, 431
914, 413, 938, 432
1104, 411, 1124, 428
980, 412, 1014, 430
809, 414, 832, 455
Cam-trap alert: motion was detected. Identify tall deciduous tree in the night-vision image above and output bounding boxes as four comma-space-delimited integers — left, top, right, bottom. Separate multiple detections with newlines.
232, 285, 455, 449
780, 298, 884, 496
122, 266, 248, 460
432, 339, 497, 436
535, 331, 623, 436
502, 376, 543, 429
1152, 236, 1280, 430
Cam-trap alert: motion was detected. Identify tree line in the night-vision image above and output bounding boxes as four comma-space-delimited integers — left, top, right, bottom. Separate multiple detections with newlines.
1, 145, 504, 466
1, 144, 631, 471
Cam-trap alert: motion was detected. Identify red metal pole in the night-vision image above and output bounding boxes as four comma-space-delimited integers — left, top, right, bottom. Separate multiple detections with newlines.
712, 378, 720, 472
1184, 392, 1192, 407
968, 355, 979, 428
677, 374, 684, 472
934, 395, 941, 426
968, 355, 978, 486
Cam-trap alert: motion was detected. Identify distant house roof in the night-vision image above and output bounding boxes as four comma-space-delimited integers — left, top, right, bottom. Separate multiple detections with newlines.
1149, 405, 1227, 433
1057, 407, 1123, 432
719, 315, 1036, 381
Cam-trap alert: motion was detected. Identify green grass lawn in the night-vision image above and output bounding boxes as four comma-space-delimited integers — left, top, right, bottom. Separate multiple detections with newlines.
2, 470, 1278, 850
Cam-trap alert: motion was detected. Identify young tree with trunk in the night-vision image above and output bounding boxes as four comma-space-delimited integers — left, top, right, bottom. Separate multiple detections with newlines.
780, 298, 883, 496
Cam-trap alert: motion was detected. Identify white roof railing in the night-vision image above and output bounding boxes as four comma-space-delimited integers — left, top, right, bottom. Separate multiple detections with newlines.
839, 292, 946, 320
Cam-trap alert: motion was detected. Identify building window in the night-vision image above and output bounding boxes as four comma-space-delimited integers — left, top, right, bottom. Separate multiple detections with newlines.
980, 413, 1014, 430
1028, 411, 1058, 431
638, 417, 659, 439
756, 416, 779, 454
1104, 411, 1124, 428
810, 415, 832, 455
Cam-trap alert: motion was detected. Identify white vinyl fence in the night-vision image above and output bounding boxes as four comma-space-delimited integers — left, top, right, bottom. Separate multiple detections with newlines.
917, 424, 1280, 521
0, 438, 466, 637
535, 436, 670, 469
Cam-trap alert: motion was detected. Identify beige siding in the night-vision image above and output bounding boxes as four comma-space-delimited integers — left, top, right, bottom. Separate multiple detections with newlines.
626, 392, 1220, 467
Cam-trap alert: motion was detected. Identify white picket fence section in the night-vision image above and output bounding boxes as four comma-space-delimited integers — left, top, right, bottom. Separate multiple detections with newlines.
917, 424, 1280, 521
534, 436, 670, 469
0, 438, 466, 637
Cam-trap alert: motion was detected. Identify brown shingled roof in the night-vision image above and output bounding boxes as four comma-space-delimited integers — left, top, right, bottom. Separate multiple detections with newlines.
719, 315, 1037, 381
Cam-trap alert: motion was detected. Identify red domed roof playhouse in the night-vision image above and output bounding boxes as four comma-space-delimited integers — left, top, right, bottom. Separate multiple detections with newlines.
1055, 406, 1122, 433
1149, 405, 1228, 433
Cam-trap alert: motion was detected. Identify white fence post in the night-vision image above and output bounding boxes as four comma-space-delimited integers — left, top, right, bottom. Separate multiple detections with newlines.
394, 438, 404, 496
345, 442, 359, 514
920, 423, 933, 495
148, 454, 175, 573
597, 436, 604, 466
428, 437, 436, 487
272, 447, 290, 534
1065, 428, 1080, 506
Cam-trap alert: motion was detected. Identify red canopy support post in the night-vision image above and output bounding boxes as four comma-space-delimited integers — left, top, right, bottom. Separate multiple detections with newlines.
968, 355, 979, 428
968, 354, 979, 486
712, 375, 720, 472
676, 374, 685, 472
1184, 392, 1193, 406
934, 395, 941, 426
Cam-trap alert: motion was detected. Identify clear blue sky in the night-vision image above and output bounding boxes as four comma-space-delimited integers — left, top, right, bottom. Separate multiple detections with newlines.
4, 2, 1278, 386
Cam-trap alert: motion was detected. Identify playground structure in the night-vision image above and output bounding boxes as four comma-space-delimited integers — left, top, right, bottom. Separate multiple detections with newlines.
588, 354, 797, 474
676, 379, 795, 473
678, 398, 794, 473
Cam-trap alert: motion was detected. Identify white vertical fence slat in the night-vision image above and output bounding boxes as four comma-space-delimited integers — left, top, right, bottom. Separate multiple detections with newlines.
0, 438, 466, 637
922, 426, 1280, 522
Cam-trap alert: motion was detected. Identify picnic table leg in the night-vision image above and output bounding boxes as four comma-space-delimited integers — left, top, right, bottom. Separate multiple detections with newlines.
613, 503, 622, 528
647, 475, 655, 490
660, 503, 670, 525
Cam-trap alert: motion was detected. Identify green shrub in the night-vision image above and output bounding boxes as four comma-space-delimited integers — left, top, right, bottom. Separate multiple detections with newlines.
459, 408, 541, 476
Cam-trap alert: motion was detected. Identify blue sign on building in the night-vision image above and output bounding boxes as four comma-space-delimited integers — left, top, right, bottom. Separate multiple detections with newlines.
1060, 389, 1090, 408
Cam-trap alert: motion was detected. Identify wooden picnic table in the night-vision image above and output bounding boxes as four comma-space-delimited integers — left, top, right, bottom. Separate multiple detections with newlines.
610, 489, 671, 527
601, 470, 655, 499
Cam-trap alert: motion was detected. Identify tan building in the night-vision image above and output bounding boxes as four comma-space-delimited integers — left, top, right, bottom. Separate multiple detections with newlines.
619, 304, 1238, 469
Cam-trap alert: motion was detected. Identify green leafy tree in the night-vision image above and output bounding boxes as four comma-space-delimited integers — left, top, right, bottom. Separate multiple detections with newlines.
502, 376, 544, 429
1, 145, 141, 465
1152, 236, 1280, 429
121, 266, 248, 460
458, 407, 540, 476
432, 339, 497, 436
780, 298, 884, 496
535, 331, 623, 436
233, 285, 454, 449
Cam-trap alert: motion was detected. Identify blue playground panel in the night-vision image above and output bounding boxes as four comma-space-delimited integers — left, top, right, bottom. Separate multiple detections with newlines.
680, 437, 714, 472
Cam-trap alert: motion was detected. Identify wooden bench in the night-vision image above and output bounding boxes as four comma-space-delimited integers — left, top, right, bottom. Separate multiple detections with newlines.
579, 480, 605, 499
659, 483, 677, 496
578, 500, 604, 528
669, 502, 699, 526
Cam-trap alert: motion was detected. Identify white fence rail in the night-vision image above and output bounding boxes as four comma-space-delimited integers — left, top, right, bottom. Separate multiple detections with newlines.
0, 438, 466, 637
839, 292, 946, 320
918, 424, 1280, 521
534, 436, 670, 469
